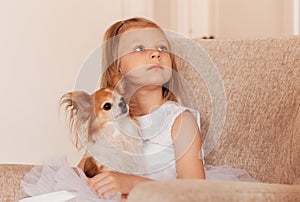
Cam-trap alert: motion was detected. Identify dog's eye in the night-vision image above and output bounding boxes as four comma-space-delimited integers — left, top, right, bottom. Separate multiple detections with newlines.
103, 103, 112, 111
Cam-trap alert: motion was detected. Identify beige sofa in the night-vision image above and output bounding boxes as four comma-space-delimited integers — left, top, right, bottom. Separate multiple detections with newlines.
1, 37, 299, 202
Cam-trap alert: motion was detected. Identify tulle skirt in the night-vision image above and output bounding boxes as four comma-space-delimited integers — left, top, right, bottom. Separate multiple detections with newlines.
20, 158, 257, 202
20, 158, 121, 202
205, 165, 257, 182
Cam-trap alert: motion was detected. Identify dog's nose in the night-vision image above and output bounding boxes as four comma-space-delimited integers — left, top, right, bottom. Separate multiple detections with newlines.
119, 97, 127, 114
119, 97, 126, 108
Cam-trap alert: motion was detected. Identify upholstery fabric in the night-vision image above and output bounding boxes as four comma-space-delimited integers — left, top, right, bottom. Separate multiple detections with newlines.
0, 164, 32, 202
176, 37, 300, 184
128, 180, 300, 202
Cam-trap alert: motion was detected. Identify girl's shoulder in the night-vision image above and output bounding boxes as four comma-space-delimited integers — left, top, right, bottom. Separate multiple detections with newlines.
162, 101, 200, 120
161, 101, 187, 112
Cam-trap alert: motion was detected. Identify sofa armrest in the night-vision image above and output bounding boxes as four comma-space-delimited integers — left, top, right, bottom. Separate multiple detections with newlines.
127, 180, 300, 202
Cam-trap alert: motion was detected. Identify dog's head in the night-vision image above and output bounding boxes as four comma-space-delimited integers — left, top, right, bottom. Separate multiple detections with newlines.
60, 88, 128, 147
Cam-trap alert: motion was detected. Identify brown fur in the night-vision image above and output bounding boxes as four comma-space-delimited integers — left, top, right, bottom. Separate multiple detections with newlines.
84, 157, 104, 178
60, 88, 115, 146
60, 87, 140, 178
60, 88, 116, 177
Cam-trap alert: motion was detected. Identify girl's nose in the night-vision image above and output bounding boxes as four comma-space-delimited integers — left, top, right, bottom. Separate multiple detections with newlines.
150, 50, 161, 60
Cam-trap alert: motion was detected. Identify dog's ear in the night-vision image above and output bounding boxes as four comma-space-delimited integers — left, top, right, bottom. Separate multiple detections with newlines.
60, 91, 93, 120
60, 91, 93, 148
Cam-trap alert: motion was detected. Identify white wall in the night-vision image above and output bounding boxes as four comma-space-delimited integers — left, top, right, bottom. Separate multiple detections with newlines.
209, 0, 295, 39
0, 0, 123, 165
159, 0, 297, 39
294, 0, 300, 35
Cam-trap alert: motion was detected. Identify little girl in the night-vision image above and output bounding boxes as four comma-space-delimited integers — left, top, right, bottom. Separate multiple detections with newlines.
82, 17, 206, 199
21, 17, 255, 201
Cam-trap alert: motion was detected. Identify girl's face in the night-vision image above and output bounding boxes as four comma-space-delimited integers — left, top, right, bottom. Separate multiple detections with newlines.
117, 27, 172, 87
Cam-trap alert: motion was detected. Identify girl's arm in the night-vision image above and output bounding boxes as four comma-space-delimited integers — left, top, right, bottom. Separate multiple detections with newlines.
171, 111, 206, 179
78, 153, 152, 199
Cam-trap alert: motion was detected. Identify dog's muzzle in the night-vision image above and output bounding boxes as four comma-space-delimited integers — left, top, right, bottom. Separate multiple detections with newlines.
119, 97, 128, 114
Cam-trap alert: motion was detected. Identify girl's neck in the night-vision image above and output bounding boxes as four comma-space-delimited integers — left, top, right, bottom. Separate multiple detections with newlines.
129, 85, 165, 116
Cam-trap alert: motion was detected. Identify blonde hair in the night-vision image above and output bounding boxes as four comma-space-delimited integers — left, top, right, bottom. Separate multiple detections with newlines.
100, 17, 179, 103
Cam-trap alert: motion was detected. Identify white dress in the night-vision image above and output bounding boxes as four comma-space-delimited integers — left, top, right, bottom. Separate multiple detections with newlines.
137, 101, 256, 182
137, 101, 200, 180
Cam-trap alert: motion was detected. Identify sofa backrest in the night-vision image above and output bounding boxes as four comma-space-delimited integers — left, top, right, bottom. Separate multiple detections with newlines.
176, 37, 300, 184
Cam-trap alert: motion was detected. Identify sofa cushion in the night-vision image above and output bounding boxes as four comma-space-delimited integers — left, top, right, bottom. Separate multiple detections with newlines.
0, 164, 32, 201
176, 37, 300, 184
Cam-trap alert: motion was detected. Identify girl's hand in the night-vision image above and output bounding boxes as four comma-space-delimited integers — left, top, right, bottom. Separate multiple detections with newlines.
88, 171, 130, 199
88, 170, 151, 199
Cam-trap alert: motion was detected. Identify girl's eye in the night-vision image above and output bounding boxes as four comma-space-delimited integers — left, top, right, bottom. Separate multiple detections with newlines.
103, 103, 112, 110
134, 45, 145, 52
157, 45, 168, 52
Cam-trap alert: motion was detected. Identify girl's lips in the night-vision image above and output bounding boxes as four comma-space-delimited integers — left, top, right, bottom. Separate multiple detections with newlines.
147, 65, 163, 70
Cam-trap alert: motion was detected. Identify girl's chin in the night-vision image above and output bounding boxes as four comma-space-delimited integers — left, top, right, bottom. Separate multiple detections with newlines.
128, 77, 171, 87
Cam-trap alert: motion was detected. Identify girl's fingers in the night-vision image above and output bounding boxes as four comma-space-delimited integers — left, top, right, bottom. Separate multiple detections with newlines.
93, 171, 109, 180
102, 189, 119, 199
91, 178, 111, 191
88, 171, 109, 187
96, 183, 116, 198
88, 172, 119, 197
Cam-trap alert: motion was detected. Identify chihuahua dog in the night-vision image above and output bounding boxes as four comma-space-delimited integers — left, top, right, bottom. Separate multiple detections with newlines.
60, 87, 143, 178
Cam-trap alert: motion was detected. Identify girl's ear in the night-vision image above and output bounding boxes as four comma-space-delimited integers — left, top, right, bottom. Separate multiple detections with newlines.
117, 61, 125, 78
117, 61, 122, 73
